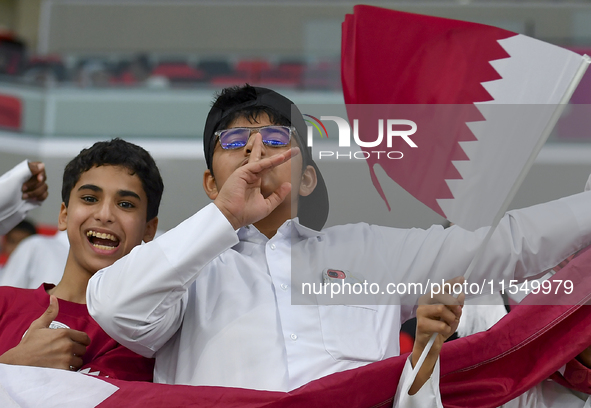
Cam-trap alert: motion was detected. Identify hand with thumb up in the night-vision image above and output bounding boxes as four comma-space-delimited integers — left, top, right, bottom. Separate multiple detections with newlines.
0, 296, 91, 371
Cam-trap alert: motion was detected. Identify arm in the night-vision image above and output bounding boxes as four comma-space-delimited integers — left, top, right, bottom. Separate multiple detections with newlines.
87, 204, 240, 356
87, 140, 299, 357
394, 277, 464, 407
394, 191, 591, 321
0, 161, 48, 235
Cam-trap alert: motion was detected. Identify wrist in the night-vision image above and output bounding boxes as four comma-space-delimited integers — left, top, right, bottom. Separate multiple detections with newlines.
214, 201, 242, 230
409, 351, 439, 395
0, 348, 23, 366
411, 339, 442, 366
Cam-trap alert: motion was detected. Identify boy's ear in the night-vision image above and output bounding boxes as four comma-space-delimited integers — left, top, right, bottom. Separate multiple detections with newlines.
58, 203, 68, 231
299, 165, 317, 197
203, 170, 219, 200
142, 217, 159, 243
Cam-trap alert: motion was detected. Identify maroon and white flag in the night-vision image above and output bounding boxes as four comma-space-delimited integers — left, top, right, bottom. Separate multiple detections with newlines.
3, 246, 591, 408
342, 6, 590, 230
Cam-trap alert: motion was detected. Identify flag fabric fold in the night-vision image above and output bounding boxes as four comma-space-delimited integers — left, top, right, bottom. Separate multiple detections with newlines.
3, 246, 591, 408
3, 8, 591, 408
342, 5, 589, 231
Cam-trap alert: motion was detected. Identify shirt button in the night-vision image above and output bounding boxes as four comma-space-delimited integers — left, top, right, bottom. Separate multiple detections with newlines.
280, 284, 288, 290
270, 244, 276, 250
290, 333, 298, 341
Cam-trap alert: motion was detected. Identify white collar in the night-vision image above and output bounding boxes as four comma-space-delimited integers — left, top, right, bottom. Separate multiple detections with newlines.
237, 218, 325, 242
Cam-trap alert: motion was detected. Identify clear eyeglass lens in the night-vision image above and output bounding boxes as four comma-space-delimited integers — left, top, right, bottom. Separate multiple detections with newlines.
219, 128, 249, 149
259, 127, 291, 147
219, 126, 291, 149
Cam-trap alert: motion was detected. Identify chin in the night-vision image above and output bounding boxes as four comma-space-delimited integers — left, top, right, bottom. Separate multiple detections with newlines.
90, 257, 119, 273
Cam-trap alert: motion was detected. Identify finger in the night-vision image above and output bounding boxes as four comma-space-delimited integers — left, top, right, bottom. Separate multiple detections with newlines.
22, 176, 43, 192
68, 355, 84, 371
420, 291, 462, 313
440, 305, 461, 326
426, 291, 461, 305
456, 292, 465, 308
420, 306, 458, 336
36, 190, 49, 202
29, 295, 59, 330
70, 341, 88, 357
249, 133, 263, 163
27, 161, 45, 176
416, 318, 454, 340
449, 312, 462, 334
23, 183, 48, 201
443, 276, 465, 293
429, 293, 463, 317
66, 329, 91, 347
419, 303, 458, 327
263, 182, 293, 212
245, 147, 300, 178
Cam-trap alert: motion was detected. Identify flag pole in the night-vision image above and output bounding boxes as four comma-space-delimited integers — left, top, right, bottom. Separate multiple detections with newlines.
399, 54, 591, 399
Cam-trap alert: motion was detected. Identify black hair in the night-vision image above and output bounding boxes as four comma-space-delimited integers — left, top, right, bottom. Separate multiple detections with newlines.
61, 138, 163, 221
11, 219, 37, 236
212, 85, 292, 135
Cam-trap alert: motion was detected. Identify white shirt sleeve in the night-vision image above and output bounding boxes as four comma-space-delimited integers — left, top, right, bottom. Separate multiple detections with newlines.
0, 160, 38, 235
88, 191, 591, 366
393, 357, 442, 408
396, 191, 591, 321
86, 203, 239, 357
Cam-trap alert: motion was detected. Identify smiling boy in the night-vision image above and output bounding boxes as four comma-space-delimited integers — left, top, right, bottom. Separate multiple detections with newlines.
0, 139, 162, 380
88, 86, 591, 405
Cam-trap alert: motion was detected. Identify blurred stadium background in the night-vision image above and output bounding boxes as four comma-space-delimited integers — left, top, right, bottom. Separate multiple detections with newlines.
2, 0, 591, 232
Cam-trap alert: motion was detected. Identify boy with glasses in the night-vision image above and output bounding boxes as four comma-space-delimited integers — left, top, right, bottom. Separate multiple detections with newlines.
88, 85, 591, 405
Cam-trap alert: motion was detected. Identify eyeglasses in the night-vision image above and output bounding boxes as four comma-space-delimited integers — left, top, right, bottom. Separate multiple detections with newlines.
214, 125, 293, 150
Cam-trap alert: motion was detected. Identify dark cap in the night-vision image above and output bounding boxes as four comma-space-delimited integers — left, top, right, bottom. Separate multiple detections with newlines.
203, 86, 329, 231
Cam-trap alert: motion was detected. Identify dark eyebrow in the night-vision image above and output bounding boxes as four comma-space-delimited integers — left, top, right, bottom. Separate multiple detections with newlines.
118, 190, 141, 200
78, 184, 102, 193
77, 185, 141, 201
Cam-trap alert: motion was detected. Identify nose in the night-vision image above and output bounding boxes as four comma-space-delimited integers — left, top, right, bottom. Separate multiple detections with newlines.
244, 130, 266, 156
94, 201, 115, 224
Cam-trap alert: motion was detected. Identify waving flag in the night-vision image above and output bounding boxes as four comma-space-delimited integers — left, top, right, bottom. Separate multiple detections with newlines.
342, 6, 590, 230
3, 247, 591, 408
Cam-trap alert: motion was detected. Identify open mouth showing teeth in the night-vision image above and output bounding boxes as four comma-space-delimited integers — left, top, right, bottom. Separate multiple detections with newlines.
86, 230, 120, 251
